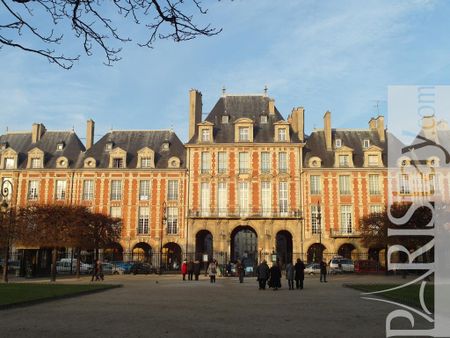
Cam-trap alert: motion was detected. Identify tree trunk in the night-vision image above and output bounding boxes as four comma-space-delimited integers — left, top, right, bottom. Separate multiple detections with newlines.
2, 245, 9, 283
51, 248, 57, 282
384, 244, 389, 276
76, 248, 81, 279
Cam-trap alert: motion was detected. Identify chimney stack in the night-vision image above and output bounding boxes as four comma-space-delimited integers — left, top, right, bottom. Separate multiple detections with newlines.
422, 115, 437, 141
31, 123, 46, 143
86, 119, 95, 150
368, 118, 377, 130
188, 89, 202, 140
268, 99, 275, 115
324, 111, 332, 151
376, 116, 385, 142
289, 107, 305, 142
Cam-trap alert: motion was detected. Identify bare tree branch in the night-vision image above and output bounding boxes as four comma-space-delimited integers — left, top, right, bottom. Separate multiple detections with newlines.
0, 0, 224, 68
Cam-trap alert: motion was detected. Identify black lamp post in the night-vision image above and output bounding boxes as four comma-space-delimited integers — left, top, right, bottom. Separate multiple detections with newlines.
1, 180, 13, 283
317, 201, 322, 262
159, 201, 167, 275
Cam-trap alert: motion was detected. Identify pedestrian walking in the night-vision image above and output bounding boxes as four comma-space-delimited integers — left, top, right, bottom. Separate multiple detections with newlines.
294, 258, 305, 289
91, 259, 98, 282
193, 260, 201, 280
97, 261, 104, 281
207, 259, 217, 283
187, 259, 194, 281
226, 262, 232, 277
320, 260, 328, 283
256, 260, 270, 290
236, 260, 245, 283
285, 261, 294, 290
269, 261, 282, 291
181, 259, 188, 281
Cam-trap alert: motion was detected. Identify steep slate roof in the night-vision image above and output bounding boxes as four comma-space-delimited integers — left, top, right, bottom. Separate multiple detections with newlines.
188, 95, 299, 143
83, 130, 186, 169
304, 129, 387, 168
0, 131, 85, 169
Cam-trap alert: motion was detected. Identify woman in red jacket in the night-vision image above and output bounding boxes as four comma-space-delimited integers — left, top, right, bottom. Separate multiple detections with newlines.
181, 259, 188, 280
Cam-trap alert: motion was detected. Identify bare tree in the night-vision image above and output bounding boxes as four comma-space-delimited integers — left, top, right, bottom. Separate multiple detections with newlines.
0, 0, 223, 69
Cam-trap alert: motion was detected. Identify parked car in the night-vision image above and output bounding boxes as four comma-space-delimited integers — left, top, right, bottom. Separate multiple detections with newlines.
101, 263, 126, 275
329, 257, 354, 273
0, 259, 20, 274
111, 261, 133, 274
305, 263, 321, 275
56, 260, 92, 274
130, 262, 154, 275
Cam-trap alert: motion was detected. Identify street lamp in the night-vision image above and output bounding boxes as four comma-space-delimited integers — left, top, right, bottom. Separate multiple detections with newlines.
317, 201, 322, 262
159, 201, 167, 275
1, 179, 13, 283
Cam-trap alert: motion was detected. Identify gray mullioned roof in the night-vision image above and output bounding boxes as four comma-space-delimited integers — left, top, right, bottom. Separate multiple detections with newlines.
82, 130, 186, 169
188, 95, 300, 144
0, 131, 85, 169
304, 129, 387, 168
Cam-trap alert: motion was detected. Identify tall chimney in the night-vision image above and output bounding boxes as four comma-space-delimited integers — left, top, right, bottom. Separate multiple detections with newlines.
368, 118, 377, 130
324, 111, 332, 151
31, 123, 46, 143
376, 116, 385, 142
422, 115, 437, 141
86, 119, 95, 150
268, 99, 275, 115
188, 89, 202, 140
290, 107, 305, 142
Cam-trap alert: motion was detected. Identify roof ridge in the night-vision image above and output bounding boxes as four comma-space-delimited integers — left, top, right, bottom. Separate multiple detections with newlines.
109, 129, 172, 132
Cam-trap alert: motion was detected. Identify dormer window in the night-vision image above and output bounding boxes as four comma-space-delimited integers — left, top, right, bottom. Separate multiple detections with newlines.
141, 157, 152, 168
261, 115, 268, 124
239, 127, 249, 142
105, 142, 113, 151
4, 158, 14, 169
113, 158, 124, 168
368, 155, 378, 166
335, 139, 342, 148
201, 129, 210, 142
162, 141, 170, 150
56, 142, 65, 151
278, 128, 287, 142
0, 142, 8, 150
339, 155, 349, 167
363, 139, 370, 148
31, 158, 42, 169
222, 115, 229, 124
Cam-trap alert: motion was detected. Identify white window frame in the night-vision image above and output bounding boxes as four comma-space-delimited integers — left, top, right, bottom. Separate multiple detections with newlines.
339, 175, 351, 195
110, 206, 122, 218
363, 139, 370, 148
139, 180, 150, 201
31, 158, 42, 169
167, 180, 178, 200
4, 158, 15, 169
55, 180, 67, 200
82, 180, 94, 201
167, 207, 178, 234
278, 181, 288, 216
218, 152, 227, 173
201, 129, 210, 142
239, 152, 249, 174
340, 205, 353, 234
28, 180, 39, 200
369, 205, 383, 215
311, 204, 321, 234
138, 207, 149, 235
201, 152, 211, 174
239, 127, 249, 142
339, 154, 349, 167
217, 182, 227, 217
261, 181, 271, 217
261, 152, 271, 173
399, 174, 410, 194
368, 174, 380, 195
141, 157, 152, 168
368, 154, 378, 166
110, 180, 122, 200
278, 128, 287, 141
310, 175, 321, 195
278, 152, 287, 173
335, 139, 342, 148
200, 182, 210, 216
238, 181, 249, 217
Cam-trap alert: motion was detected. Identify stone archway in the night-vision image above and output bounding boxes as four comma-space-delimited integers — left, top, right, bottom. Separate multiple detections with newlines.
230, 226, 258, 270
103, 242, 123, 262
276, 230, 293, 267
307, 243, 326, 263
195, 230, 213, 262
132, 242, 152, 262
338, 243, 356, 260
163, 242, 182, 271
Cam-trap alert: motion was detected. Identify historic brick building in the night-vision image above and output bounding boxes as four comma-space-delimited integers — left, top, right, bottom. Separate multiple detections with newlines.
1, 89, 448, 270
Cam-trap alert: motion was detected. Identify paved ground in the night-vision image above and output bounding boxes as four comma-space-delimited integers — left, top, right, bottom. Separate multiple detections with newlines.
0, 273, 432, 338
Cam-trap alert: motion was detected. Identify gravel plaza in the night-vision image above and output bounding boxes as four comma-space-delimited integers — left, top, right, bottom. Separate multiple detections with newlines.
0, 273, 431, 338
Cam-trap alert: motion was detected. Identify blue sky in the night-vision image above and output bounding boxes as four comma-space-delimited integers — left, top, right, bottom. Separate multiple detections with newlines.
1, 0, 449, 143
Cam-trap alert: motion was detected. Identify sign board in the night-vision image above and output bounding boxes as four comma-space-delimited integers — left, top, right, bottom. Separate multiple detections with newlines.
203, 254, 208, 262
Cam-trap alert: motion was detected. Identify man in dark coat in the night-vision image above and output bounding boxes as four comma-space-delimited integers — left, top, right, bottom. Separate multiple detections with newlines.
187, 259, 194, 281
236, 260, 245, 283
193, 260, 201, 280
294, 258, 305, 289
320, 260, 328, 283
256, 260, 270, 290
269, 262, 282, 291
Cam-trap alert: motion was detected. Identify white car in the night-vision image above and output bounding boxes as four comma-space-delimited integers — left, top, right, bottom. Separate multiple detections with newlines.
329, 258, 354, 273
56, 260, 92, 274
304, 263, 321, 275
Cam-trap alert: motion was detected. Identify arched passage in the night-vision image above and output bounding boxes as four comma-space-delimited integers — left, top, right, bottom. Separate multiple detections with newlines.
231, 226, 257, 269
132, 242, 152, 262
195, 230, 213, 262
338, 243, 356, 260
307, 243, 326, 263
103, 242, 123, 262
276, 230, 293, 267
163, 242, 182, 271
